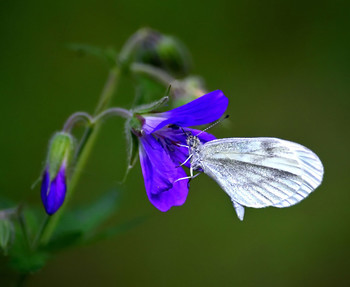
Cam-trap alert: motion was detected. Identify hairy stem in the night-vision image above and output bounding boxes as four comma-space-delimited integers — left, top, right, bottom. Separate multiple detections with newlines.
62, 112, 93, 133
18, 210, 31, 250
31, 215, 49, 250
41, 66, 121, 244
95, 66, 121, 115
94, 107, 133, 122
130, 63, 174, 86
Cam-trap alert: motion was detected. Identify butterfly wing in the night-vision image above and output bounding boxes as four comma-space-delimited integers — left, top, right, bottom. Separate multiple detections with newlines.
199, 137, 323, 210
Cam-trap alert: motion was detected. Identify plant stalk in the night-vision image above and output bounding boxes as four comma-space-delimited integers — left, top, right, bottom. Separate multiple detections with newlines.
40, 66, 121, 244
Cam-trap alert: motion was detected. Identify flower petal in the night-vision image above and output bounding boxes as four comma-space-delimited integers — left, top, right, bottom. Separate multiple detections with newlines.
141, 115, 168, 136
143, 90, 228, 134
139, 135, 189, 211
41, 166, 67, 215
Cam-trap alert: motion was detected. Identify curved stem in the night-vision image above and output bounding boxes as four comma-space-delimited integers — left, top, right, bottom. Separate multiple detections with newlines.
94, 107, 132, 123
41, 66, 121, 244
63, 112, 93, 133
130, 63, 175, 86
118, 28, 150, 64
38, 35, 165, 246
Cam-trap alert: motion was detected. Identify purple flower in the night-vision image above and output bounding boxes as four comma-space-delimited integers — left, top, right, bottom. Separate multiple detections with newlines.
137, 90, 228, 211
41, 165, 67, 215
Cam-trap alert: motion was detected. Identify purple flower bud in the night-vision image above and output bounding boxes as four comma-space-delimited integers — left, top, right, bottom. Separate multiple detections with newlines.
40, 132, 73, 215
41, 165, 67, 215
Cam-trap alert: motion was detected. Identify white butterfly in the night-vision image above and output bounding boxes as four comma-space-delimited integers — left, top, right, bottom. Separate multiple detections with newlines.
183, 135, 324, 221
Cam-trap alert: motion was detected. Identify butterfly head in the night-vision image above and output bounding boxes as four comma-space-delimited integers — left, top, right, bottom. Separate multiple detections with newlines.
186, 133, 201, 150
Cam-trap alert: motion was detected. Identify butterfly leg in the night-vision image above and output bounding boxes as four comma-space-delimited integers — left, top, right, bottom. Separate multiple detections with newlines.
174, 169, 201, 183
176, 144, 189, 148
176, 154, 193, 168
186, 167, 202, 187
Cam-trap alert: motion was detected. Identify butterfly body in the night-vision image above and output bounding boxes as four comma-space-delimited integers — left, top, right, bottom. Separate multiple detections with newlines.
186, 135, 324, 220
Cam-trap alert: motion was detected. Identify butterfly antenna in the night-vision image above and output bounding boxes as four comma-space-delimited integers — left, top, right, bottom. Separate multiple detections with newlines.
196, 114, 229, 136
179, 126, 193, 138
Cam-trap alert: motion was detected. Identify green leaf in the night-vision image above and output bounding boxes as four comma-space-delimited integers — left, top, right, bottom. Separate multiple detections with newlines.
43, 230, 83, 252
8, 251, 48, 274
8, 213, 49, 273
55, 190, 120, 235
43, 191, 147, 252
67, 43, 118, 66
43, 190, 120, 252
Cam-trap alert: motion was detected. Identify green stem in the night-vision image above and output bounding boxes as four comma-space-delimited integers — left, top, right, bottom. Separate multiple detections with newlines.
95, 66, 120, 115
74, 125, 93, 161
94, 107, 133, 122
130, 63, 174, 86
18, 210, 31, 250
40, 66, 121, 244
62, 112, 93, 133
31, 215, 49, 250
118, 28, 151, 65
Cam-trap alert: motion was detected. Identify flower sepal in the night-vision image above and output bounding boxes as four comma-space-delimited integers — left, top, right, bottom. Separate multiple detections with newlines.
133, 93, 169, 114
46, 132, 73, 181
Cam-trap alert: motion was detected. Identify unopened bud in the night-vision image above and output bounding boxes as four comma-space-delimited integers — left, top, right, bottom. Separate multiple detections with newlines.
41, 132, 73, 215
135, 29, 191, 77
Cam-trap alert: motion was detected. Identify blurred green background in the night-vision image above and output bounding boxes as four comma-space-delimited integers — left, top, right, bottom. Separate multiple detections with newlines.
1, 0, 349, 286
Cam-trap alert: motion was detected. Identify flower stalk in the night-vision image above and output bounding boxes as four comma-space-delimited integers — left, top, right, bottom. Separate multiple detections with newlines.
41, 65, 122, 244
62, 112, 93, 133
130, 62, 174, 86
